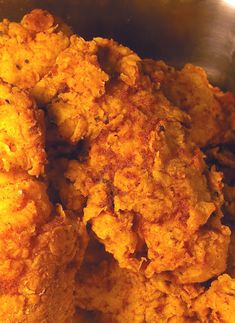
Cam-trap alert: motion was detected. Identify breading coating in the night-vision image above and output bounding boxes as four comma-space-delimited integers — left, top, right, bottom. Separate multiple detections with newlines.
0, 81, 46, 175
76, 263, 235, 323
0, 15, 89, 319
43, 37, 231, 282
75, 240, 235, 323
0, 9, 235, 322
159, 62, 235, 147
0, 9, 70, 89
0, 170, 88, 322
75, 240, 204, 323
193, 275, 235, 323
32, 36, 109, 143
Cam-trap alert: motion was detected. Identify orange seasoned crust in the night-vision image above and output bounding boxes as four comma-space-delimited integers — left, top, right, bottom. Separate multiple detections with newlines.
0, 9, 70, 89
75, 239, 235, 323
0, 81, 46, 175
0, 8, 234, 323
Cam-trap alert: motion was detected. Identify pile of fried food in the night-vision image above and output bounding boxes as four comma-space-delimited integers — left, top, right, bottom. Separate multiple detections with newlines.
0, 9, 235, 322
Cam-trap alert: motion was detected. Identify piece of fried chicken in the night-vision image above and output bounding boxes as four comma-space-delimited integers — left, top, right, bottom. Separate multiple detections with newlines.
0, 75, 88, 321
0, 170, 88, 322
1, 10, 234, 151
193, 275, 235, 323
76, 262, 235, 323
63, 131, 229, 284
38, 36, 231, 283
205, 143, 235, 222
0, 7, 232, 287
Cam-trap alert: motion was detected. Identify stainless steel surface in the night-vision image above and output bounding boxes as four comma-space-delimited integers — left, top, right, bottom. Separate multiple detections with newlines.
1, 0, 235, 91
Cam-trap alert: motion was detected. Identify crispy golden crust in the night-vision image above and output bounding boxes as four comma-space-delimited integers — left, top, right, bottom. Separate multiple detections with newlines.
228, 228, 235, 278
0, 170, 88, 322
31, 36, 109, 144
0, 81, 46, 175
0, 11, 90, 322
0, 211, 87, 323
75, 239, 235, 323
47, 158, 86, 215
31, 37, 145, 144
76, 262, 235, 323
75, 240, 204, 323
0, 9, 70, 89
157, 62, 235, 147
52, 42, 230, 282
0, 9, 235, 321
193, 275, 235, 323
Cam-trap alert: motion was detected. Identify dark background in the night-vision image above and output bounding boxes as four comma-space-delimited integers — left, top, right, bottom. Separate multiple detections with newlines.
1, 0, 235, 91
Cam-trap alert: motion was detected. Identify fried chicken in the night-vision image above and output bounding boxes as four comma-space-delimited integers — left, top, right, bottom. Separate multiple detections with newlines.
38, 36, 230, 282
47, 158, 86, 214
76, 262, 235, 323
0, 169, 88, 322
0, 9, 235, 322
0, 46, 88, 320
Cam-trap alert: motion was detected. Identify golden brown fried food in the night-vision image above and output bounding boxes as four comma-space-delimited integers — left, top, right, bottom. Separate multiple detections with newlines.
75, 239, 235, 323
32, 37, 151, 145
228, 228, 235, 277
32, 36, 111, 143
193, 275, 235, 323
75, 240, 204, 323
1, 9, 235, 321
43, 37, 231, 283
0, 170, 87, 322
0, 9, 70, 89
0, 33, 88, 319
0, 81, 45, 175
76, 259, 235, 323
63, 142, 230, 283
156, 62, 235, 147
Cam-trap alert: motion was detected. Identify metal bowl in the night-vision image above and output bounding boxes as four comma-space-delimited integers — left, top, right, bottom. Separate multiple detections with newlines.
1, 0, 235, 91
